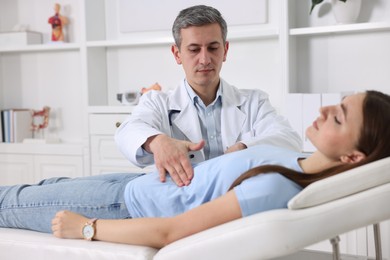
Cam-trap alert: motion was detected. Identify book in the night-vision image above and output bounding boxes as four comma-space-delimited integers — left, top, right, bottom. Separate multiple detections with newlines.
0, 110, 4, 142
0, 109, 33, 143
2, 110, 10, 143
13, 109, 33, 142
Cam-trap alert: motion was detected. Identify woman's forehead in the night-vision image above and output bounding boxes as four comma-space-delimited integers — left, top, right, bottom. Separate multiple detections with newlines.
343, 93, 365, 121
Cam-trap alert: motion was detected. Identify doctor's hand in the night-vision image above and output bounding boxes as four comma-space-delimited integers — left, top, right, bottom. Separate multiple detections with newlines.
145, 134, 205, 187
225, 142, 247, 154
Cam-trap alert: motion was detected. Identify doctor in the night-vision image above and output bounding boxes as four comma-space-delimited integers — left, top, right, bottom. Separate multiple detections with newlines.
115, 5, 301, 187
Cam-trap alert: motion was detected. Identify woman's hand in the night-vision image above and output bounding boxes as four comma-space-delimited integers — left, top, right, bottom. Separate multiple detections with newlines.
225, 142, 247, 154
51, 210, 88, 239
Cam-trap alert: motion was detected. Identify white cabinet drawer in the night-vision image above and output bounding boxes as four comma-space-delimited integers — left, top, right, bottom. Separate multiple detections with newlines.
88, 112, 154, 175
34, 155, 84, 180
90, 135, 149, 175
0, 154, 34, 185
90, 135, 131, 167
89, 114, 129, 135
0, 153, 84, 185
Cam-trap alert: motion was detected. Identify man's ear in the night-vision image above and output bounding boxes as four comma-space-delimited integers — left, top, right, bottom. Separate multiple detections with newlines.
171, 44, 182, 65
223, 41, 229, 62
340, 150, 366, 164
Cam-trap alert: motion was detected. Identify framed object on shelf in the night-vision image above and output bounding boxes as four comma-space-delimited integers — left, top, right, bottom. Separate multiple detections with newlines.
0, 31, 42, 46
118, 0, 268, 33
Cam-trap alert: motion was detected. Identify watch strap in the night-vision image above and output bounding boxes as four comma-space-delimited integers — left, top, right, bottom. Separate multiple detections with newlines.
88, 218, 98, 225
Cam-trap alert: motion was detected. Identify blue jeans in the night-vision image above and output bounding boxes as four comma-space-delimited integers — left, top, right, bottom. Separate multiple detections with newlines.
0, 173, 144, 233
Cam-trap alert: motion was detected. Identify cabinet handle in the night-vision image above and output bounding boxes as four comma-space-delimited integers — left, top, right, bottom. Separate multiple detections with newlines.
116, 122, 122, 128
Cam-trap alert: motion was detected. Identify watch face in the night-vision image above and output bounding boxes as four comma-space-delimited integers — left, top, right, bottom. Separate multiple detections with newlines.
83, 224, 94, 240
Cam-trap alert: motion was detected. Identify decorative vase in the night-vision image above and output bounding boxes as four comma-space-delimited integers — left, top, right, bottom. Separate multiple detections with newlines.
331, 0, 362, 24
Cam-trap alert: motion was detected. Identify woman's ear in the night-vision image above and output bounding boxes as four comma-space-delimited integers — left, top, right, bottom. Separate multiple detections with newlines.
340, 150, 366, 164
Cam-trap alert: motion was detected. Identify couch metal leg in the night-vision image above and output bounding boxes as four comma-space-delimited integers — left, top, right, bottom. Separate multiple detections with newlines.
374, 223, 382, 260
330, 236, 341, 260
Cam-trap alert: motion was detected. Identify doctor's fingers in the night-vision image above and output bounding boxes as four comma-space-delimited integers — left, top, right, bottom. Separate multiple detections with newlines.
156, 164, 187, 187
166, 162, 193, 187
157, 167, 168, 183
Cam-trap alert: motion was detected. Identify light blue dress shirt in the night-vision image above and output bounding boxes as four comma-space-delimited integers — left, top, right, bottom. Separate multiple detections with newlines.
184, 80, 223, 159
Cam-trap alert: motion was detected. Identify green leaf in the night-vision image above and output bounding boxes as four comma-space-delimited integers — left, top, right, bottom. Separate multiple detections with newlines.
310, 0, 325, 15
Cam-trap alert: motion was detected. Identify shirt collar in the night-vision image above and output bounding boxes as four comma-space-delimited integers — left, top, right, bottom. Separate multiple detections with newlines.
184, 79, 223, 107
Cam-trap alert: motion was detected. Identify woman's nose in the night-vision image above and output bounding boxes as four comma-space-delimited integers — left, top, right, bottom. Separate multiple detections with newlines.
320, 105, 338, 119
319, 106, 330, 119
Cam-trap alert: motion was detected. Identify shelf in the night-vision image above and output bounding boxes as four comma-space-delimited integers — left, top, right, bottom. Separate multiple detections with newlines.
0, 43, 81, 53
88, 106, 135, 114
86, 26, 279, 48
228, 26, 279, 40
290, 22, 390, 36
86, 37, 173, 48
0, 142, 84, 155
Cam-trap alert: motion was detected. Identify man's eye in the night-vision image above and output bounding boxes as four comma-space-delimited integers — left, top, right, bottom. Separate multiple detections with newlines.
334, 116, 341, 124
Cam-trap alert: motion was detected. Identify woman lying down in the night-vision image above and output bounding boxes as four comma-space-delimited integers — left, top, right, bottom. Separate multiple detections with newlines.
0, 90, 389, 249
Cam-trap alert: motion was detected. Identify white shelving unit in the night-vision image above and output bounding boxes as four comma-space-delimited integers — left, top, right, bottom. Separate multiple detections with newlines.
281, 0, 390, 258
282, 0, 390, 96
290, 21, 390, 35
0, 0, 86, 181
82, 0, 281, 111
0, 0, 389, 257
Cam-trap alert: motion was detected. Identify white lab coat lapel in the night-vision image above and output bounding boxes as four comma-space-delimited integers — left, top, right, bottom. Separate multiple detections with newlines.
167, 80, 203, 143
220, 80, 246, 150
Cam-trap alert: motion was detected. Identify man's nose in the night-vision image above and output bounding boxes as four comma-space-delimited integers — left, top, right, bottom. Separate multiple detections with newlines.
199, 49, 211, 65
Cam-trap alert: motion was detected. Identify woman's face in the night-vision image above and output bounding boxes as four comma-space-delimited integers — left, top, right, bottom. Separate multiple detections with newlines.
306, 93, 366, 162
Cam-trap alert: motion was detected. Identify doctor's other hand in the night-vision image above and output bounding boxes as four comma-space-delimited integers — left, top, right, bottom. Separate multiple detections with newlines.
225, 142, 247, 154
52, 210, 87, 239
145, 134, 205, 187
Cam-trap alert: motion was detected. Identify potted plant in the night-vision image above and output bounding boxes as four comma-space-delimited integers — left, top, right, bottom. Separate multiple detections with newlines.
310, 0, 362, 24
310, 0, 346, 15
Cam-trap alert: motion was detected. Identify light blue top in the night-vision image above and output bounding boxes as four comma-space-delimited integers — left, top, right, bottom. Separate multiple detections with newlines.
184, 79, 223, 159
124, 145, 304, 218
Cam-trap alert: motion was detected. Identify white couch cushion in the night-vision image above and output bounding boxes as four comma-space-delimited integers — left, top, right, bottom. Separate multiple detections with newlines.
0, 228, 157, 260
288, 157, 390, 209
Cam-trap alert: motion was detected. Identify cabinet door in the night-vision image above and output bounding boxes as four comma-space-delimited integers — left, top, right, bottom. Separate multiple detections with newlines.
89, 113, 128, 135
33, 155, 84, 182
90, 135, 144, 175
0, 154, 34, 185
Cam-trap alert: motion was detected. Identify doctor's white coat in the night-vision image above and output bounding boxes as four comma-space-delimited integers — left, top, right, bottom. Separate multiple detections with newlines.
115, 79, 302, 167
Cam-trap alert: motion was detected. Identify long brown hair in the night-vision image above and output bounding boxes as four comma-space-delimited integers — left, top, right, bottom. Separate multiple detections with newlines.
229, 90, 390, 190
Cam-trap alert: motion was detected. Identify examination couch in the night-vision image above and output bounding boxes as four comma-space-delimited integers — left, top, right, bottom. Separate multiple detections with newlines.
1, 157, 389, 260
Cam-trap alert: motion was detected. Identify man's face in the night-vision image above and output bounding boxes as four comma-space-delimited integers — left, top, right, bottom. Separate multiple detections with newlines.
172, 23, 229, 92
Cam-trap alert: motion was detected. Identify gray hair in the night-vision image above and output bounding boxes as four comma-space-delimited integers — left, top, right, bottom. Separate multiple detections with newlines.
172, 5, 228, 49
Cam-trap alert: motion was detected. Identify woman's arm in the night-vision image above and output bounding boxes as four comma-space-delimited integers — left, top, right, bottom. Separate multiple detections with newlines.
52, 190, 242, 248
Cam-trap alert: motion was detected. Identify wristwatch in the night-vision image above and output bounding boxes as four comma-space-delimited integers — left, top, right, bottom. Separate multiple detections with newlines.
82, 218, 98, 241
